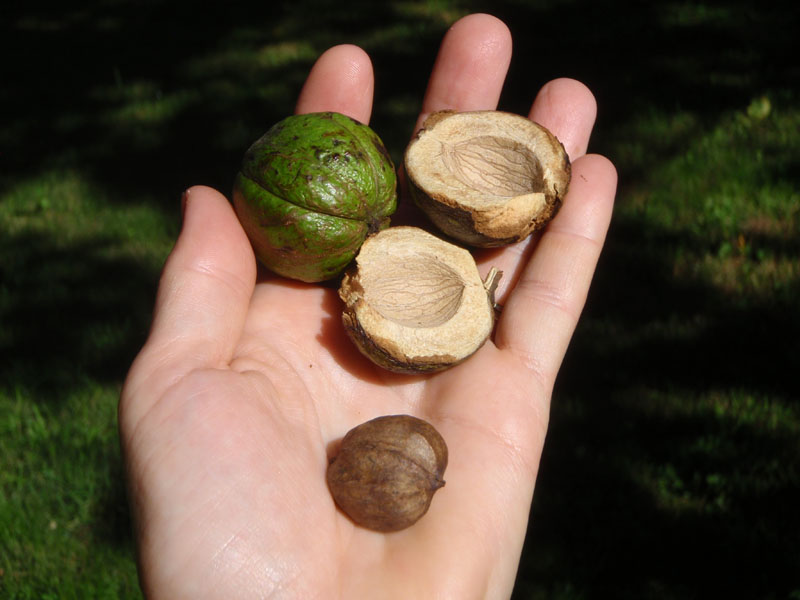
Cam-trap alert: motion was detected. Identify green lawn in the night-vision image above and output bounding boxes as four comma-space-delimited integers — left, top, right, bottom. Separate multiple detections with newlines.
2, 1, 799, 598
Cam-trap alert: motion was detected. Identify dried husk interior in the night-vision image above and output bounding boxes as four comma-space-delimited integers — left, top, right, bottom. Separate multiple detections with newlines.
405, 110, 570, 245
339, 226, 495, 372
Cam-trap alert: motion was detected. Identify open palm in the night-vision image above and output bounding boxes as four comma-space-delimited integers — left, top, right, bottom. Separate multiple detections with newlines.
120, 14, 616, 600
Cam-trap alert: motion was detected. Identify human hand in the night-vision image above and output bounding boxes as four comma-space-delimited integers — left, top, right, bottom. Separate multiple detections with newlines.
120, 13, 616, 599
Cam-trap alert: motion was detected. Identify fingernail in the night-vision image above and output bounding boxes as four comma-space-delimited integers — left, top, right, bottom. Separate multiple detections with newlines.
181, 188, 190, 217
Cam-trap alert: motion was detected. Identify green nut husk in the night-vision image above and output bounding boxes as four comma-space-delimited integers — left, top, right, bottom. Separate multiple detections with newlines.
233, 112, 397, 282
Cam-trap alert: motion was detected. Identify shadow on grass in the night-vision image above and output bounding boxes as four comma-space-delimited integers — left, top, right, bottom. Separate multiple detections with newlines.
0, 1, 446, 204
583, 216, 800, 397
4, 0, 797, 204
512, 213, 800, 598
0, 228, 150, 564
0, 229, 158, 398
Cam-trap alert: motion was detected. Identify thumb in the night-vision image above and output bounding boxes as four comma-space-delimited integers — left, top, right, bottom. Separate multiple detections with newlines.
121, 186, 256, 426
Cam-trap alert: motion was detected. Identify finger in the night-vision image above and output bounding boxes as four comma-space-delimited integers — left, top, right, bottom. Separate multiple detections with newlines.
529, 77, 597, 162
475, 78, 598, 302
295, 44, 374, 124
415, 13, 512, 130
495, 154, 617, 389
121, 186, 257, 419
392, 14, 511, 227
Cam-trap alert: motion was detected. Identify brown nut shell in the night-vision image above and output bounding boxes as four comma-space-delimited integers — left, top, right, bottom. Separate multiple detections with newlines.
405, 110, 571, 247
326, 414, 448, 532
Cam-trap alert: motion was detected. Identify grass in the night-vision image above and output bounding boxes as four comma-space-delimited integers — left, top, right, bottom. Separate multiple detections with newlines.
0, 168, 173, 597
2, 0, 799, 598
515, 87, 800, 599
1, 383, 140, 599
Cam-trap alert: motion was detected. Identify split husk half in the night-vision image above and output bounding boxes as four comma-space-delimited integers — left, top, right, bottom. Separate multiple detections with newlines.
405, 110, 571, 247
339, 226, 500, 373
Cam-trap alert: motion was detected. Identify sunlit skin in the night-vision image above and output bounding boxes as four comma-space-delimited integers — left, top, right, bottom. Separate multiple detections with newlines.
120, 13, 617, 600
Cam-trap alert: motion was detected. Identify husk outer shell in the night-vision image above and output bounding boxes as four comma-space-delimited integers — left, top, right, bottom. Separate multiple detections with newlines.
339, 226, 497, 373
405, 110, 570, 247
233, 112, 397, 282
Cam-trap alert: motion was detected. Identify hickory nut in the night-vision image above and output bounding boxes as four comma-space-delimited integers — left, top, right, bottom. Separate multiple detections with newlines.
326, 414, 448, 532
